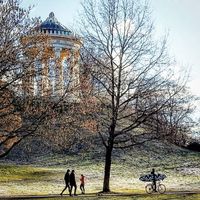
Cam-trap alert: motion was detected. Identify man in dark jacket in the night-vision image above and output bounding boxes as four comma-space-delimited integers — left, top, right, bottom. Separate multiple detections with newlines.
60, 169, 70, 195
70, 170, 77, 196
151, 168, 157, 192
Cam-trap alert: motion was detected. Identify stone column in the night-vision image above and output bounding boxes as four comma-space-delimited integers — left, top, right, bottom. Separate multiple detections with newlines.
73, 49, 80, 87
41, 62, 50, 96
54, 47, 64, 96
69, 49, 80, 98
60, 48, 71, 90
35, 61, 43, 96
22, 64, 35, 97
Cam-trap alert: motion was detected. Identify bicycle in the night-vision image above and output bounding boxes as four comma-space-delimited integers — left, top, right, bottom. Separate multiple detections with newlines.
145, 181, 166, 194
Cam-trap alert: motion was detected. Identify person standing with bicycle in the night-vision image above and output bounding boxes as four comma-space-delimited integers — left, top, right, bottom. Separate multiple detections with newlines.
139, 169, 166, 194
151, 168, 157, 192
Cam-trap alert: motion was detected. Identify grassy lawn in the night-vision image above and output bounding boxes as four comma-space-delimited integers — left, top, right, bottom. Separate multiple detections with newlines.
0, 142, 199, 197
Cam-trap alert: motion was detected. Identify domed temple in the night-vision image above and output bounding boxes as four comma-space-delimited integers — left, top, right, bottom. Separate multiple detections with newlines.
37, 12, 73, 36
24, 12, 81, 97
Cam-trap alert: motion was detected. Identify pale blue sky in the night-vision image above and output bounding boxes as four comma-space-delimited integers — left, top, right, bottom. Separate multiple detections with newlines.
22, 0, 200, 98
150, 0, 200, 97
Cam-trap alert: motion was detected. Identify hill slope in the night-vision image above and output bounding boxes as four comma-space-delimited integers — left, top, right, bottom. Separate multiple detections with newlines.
0, 139, 199, 196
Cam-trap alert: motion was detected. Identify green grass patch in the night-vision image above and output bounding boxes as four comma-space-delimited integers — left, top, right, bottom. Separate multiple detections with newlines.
0, 164, 58, 182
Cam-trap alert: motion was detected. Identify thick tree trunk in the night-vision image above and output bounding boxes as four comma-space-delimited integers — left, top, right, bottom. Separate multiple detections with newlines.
103, 145, 113, 192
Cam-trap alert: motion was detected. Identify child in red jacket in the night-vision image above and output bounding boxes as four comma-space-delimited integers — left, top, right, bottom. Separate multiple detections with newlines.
80, 174, 85, 194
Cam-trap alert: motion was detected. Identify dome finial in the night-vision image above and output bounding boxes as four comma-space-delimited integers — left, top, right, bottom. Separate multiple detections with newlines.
49, 12, 55, 18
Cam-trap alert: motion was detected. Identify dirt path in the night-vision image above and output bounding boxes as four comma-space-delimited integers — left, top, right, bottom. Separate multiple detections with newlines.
0, 191, 200, 200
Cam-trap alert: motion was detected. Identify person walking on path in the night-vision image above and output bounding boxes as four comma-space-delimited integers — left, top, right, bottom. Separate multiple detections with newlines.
80, 174, 85, 194
70, 170, 77, 196
60, 169, 71, 196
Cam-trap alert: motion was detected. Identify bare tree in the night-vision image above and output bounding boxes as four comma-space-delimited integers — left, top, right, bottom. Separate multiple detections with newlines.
143, 82, 197, 146
0, 0, 81, 157
0, 0, 48, 157
79, 0, 191, 192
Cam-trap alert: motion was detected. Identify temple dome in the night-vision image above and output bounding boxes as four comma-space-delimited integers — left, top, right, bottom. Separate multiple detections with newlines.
37, 12, 72, 36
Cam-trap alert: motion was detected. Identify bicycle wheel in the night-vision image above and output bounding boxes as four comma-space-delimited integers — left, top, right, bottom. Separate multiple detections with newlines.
145, 184, 154, 194
158, 184, 166, 194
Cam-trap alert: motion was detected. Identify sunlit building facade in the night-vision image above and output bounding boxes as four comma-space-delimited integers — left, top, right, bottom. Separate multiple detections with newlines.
24, 12, 81, 97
